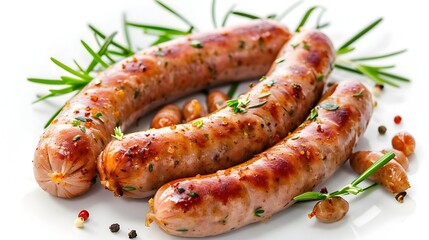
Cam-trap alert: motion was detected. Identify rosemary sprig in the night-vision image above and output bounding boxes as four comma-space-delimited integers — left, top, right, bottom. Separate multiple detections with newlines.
295, 6, 319, 32
293, 151, 395, 201
231, 11, 261, 20
221, 4, 236, 27
126, 22, 191, 36
227, 82, 240, 99
334, 18, 410, 87
28, 28, 126, 127
276, 0, 303, 21
155, 0, 197, 31
123, 13, 133, 51
88, 25, 133, 56
211, 0, 218, 28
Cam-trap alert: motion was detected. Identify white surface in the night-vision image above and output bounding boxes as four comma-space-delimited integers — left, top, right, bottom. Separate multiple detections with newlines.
0, 0, 428, 239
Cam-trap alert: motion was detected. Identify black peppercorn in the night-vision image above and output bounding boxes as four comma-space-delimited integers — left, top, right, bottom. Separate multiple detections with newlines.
128, 229, 137, 239
109, 223, 120, 233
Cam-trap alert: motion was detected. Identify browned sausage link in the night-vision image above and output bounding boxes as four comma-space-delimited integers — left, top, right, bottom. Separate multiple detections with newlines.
350, 151, 410, 194
391, 132, 416, 157
309, 197, 349, 223
151, 105, 183, 129
207, 90, 229, 113
147, 79, 373, 237
182, 99, 207, 122
98, 29, 335, 198
33, 20, 292, 198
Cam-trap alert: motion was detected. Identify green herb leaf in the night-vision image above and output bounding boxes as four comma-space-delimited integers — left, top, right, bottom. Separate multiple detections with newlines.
192, 119, 204, 128
127, 22, 190, 36
275, 58, 285, 64
294, 152, 395, 202
122, 186, 136, 191
337, 18, 383, 54
148, 163, 153, 172
291, 43, 300, 49
254, 207, 265, 217
75, 116, 87, 122
248, 101, 267, 109
227, 82, 239, 99
94, 112, 104, 122
79, 126, 86, 133
85, 32, 117, 73
155, 0, 197, 30
295, 6, 320, 32
50, 57, 92, 81
303, 42, 311, 50
221, 4, 236, 27
73, 135, 81, 142
276, 0, 303, 21
308, 107, 318, 121
226, 96, 250, 113
211, 0, 218, 28
351, 49, 407, 61
176, 228, 188, 232
317, 73, 324, 82
353, 90, 364, 97
134, 88, 141, 99
190, 40, 203, 48
187, 192, 199, 198
258, 92, 271, 98
293, 191, 327, 201
123, 13, 133, 50
231, 11, 261, 20
320, 102, 339, 111
351, 151, 395, 186
267, 79, 276, 87
81, 40, 109, 68
112, 126, 124, 140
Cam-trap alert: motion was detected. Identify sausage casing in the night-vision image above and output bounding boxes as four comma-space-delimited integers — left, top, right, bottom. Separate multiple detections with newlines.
33, 20, 292, 198
147, 79, 373, 237
151, 105, 183, 129
98, 29, 335, 198
207, 90, 229, 113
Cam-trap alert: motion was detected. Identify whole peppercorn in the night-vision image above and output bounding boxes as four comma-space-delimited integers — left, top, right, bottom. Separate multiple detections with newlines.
128, 230, 137, 239
394, 115, 402, 124
378, 125, 387, 135
109, 223, 120, 233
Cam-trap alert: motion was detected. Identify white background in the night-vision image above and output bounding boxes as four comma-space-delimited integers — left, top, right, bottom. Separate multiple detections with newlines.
0, 0, 428, 239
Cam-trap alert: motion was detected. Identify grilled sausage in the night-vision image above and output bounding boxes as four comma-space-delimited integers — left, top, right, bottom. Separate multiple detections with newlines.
33, 20, 292, 198
151, 105, 183, 129
98, 29, 335, 198
350, 150, 410, 194
206, 90, 229, 113
182, 99, 207, 122
146, 79, 373, 237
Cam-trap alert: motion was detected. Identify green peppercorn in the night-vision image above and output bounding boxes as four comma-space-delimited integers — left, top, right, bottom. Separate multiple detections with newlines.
378, 125, 387, 135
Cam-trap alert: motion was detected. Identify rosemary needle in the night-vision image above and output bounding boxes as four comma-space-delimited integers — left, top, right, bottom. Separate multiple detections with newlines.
294, 151, 395, 201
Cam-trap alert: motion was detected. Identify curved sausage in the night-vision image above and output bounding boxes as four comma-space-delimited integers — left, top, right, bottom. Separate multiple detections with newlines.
98, 29, 335, 198
146, 79, 373, 237
182, 99, 207, 122
33, 20, 292, 198
350, 150, 410, 194
151, 105, 183, 129
207, 90, 229, 113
